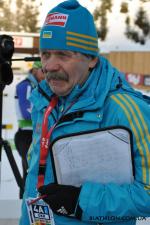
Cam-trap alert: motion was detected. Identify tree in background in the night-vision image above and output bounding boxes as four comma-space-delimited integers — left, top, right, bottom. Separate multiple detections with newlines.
0, 1, 14, 31
93, 0, 112, 41
93, 0, 150, 45
0, 0, 41, 32
125, 2, 150, 44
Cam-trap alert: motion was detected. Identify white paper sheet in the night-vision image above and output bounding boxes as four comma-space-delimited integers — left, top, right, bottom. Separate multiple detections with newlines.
52, 128, 134, 187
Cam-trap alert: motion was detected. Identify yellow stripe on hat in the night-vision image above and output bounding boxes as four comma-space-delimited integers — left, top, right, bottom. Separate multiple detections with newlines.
111, 95, 149, 184
67, 31, 97, 41
66, 36, 97, 47
67, 42, 98, 52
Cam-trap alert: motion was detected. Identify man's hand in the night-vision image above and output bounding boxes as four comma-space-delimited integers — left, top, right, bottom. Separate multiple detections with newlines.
38, 183, 81, 216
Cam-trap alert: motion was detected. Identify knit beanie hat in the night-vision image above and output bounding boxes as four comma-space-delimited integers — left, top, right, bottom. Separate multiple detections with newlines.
32, 61, 42, 69
40, 0, 99, 56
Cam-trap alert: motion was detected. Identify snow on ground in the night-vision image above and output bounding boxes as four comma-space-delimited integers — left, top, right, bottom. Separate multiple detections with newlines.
0, 149, 22, 224
0, 149, 21, 200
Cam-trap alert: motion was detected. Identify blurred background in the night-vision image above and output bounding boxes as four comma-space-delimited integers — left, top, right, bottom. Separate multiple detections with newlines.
0, 0, 150, 224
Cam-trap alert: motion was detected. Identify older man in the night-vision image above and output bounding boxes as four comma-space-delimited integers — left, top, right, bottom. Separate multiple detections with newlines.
20, 1, 150, 225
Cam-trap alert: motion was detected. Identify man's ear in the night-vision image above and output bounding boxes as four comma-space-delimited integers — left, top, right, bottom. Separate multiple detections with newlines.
89, 57, 98, 69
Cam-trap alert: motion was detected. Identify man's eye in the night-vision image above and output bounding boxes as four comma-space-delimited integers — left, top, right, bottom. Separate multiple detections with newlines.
58, 51, 75, 57
57, 52, 69, 57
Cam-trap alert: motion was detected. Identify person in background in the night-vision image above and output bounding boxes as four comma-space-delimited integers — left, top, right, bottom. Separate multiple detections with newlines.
14, 61, 44, 198
20, 1, 150, 225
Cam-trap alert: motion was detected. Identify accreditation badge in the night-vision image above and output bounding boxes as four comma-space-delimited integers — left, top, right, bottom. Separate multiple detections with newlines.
26, 198, 55, 225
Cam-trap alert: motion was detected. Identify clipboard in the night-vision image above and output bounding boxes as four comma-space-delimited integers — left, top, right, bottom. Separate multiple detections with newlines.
50, 126, 134, 187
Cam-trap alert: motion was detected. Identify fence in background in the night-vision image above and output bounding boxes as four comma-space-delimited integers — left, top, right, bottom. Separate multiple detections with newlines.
102, 52, 150, 74
102, 52, 150, 90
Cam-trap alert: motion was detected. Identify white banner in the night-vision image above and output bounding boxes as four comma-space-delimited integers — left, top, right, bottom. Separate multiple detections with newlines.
13, 36, 33, 48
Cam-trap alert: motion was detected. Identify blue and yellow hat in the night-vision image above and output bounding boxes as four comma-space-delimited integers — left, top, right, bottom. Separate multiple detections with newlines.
40, 0, 99, 56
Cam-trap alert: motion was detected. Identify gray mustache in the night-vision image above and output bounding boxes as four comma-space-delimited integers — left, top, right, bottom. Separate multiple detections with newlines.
46, 72, 69, 82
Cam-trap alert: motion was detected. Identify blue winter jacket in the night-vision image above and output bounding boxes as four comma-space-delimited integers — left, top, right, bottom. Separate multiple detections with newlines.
15, 74, 38, 121
20, 56, 150, 225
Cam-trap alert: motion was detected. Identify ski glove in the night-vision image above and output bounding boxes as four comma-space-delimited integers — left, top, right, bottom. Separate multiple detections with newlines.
38, 183, 81, 216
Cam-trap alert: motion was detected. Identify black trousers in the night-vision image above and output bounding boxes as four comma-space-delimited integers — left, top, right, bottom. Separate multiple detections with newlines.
14, 128, 33, 198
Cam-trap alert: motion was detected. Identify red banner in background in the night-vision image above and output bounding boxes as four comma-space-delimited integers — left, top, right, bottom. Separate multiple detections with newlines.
125, 73, 150, 89
125, 73, 144, 86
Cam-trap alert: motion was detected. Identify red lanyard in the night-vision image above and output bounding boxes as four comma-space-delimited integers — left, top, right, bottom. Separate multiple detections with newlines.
37, 95, 78, 189
37, 95, 58, 189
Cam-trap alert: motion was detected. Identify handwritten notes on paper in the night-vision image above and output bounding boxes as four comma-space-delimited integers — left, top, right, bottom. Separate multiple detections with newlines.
52, 128, 134, 187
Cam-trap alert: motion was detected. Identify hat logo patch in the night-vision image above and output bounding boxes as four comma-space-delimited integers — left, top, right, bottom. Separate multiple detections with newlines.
42, 31, 52, 38
44, 12, 68, 27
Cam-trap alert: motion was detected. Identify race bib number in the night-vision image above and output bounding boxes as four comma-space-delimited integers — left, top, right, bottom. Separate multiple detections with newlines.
26, 198, 55, 225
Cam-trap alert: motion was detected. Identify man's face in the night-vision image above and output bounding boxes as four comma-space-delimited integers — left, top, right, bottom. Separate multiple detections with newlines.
40, 50, 97, 96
